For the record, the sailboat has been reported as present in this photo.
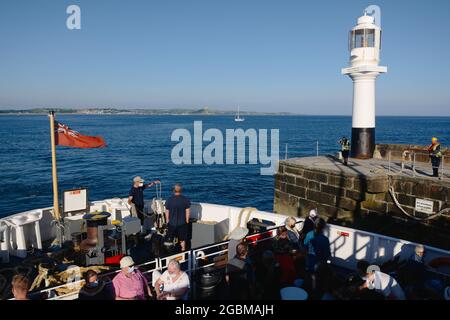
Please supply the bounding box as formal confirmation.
[234,105,245,122]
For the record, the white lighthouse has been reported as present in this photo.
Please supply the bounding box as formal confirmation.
[342,11,387,159]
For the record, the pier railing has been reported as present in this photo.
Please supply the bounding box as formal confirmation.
[284,141,320,159]
[386,149,447,179]
[283,143,447,179]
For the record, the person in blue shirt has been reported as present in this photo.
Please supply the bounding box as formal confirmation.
[165,184,191,252]
[303,218,331,272]
[128,176,160,227]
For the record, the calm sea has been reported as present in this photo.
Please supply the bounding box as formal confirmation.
[0,115,448,217]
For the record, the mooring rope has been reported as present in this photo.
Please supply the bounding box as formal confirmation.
[387,177,450,221]
[224,207,257,241]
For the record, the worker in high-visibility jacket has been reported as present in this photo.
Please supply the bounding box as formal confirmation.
[427,137,442,177]
[338,136,351,166]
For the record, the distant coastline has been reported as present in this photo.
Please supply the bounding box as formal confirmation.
[0,107,296,116]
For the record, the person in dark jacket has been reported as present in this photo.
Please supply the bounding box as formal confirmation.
[78,270,114,300]
[128,176,160,227]
[255,250,282,300]
[338,136,351,166]
[300,207,319,241]
[427,137,442,178]
[226,243,255,300]
[272,226,294,255]
[165,184,191,251]
[272,227,297,287]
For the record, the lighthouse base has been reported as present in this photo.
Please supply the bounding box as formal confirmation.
[351,127,375,159]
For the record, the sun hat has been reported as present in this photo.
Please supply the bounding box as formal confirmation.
[120,256,135,269]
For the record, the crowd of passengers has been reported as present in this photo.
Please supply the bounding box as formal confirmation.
[9,206,450,300]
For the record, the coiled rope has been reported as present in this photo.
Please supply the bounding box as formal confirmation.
[387,177,450,221]
[224,207,257,240]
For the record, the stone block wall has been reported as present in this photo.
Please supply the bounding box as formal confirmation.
[274,161,450,250]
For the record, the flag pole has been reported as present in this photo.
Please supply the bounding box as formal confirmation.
[49,111,61,222]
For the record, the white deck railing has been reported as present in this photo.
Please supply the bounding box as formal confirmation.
[4,201,449,300]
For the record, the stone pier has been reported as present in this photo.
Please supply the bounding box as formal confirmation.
[274,150,450,250]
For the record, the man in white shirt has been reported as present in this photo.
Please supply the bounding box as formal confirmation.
[153,259,190,300]
[357,260,406,300]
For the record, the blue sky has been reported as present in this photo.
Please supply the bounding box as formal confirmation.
[0,0,449,115]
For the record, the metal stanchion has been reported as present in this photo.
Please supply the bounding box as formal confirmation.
[316,140,319,157]
[388,151,391,173]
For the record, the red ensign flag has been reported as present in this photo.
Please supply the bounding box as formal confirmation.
[55,122,106,148]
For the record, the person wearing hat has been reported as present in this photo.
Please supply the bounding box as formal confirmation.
[112,256,152,300]
[128,176,160,227]
[227,227,249,261]
[356,260,405,300]
[300,206,319,242]
[427,137,442,178]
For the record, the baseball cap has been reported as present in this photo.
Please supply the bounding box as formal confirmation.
[133,176,144,183]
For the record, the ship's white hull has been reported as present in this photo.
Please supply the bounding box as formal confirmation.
[1,199,449,300]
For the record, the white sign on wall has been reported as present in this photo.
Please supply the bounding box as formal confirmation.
[63,189,88,213]
[415,198,434,214]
